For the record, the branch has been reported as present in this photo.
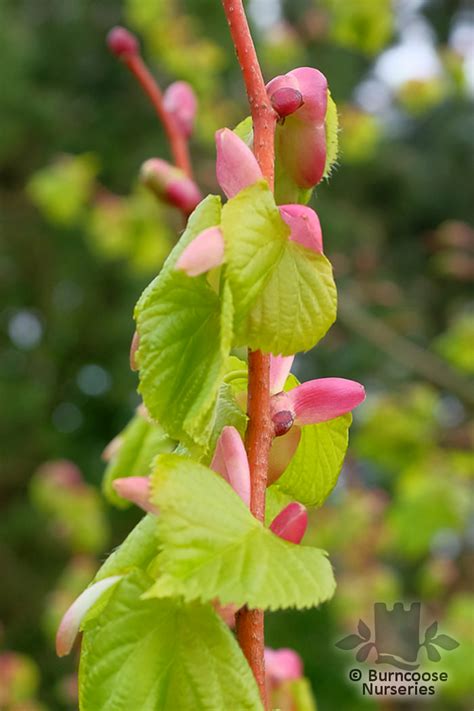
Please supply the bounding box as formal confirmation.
[338,290,474,408]
[122,54,193,177]
[108,27,193,177]
[221,1,277,706]
[222,2,276,186]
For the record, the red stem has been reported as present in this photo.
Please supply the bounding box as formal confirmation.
[123,54,193,178]
[221,1,277,706]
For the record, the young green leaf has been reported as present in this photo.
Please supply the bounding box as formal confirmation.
[265,487,294,525]
[222,182,337,355]
[147,455,336,610]
[222,355,249,395]
[135,196,234,446]
[233,115,253,146]
[79,515,160,630]
[222,180,288,320]
[270,414,352,507]
[205,382,247,462]
[323,91,339,179]
[103,412,176,508]
[79,570,263,711]
[94,515,159,582]
[241,240,337,355]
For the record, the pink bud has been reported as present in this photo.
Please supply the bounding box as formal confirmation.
[270,502,308,544]
[279,204,323,254]
[267,67,328,188]
[288,378,366,425]
[129,330,139,371]
[112,477,158,515]
[215,128,263,199]
[107,27,139,58]
[281,122,327,189]
[270,87,304,118]
[56,576,122,657]
[269,355,294,395]
[264,647,303,682]
[211,426,250,506]
[163,81,197,138]
[140,158,202,214]
[175,226,224,276]
[267,68,327,124]
[166,180,202,214]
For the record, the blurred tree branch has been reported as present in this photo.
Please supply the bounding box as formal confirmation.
[338,291,474,409]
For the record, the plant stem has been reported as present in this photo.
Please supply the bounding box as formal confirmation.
[222,2,276,185]
[221,1,277,705]
[123,54,193,177]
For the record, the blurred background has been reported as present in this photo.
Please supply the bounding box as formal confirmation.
[0,0,473,709]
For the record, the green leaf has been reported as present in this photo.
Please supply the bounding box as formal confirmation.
[222,182,337,355]
[222,180,289,321]
[79,515,160,629]
[242,241,337,355]
[79,570,262,711]
[222,355,248,395]
[147,455,336,610]
[265,487,293,526]
[103,412,176,508]
[233,115,253,146]
[135,195,234,447]
[94,515,159,582]
[204,382,247,462]
[270,414,352,507]
[323,91,339,179]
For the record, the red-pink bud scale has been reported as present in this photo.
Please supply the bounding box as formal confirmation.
[270,87,304,118]
[270,502,308,544]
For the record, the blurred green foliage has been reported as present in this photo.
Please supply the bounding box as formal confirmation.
[1,0,473,709]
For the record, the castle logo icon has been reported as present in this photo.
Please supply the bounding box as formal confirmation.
[336,602,459,670]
